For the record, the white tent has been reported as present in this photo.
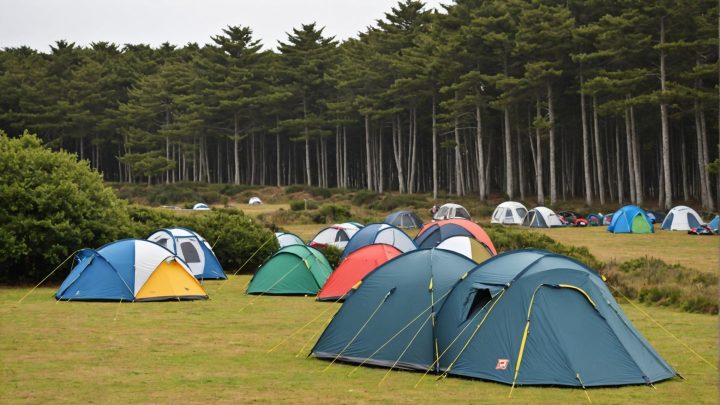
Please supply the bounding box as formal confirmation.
[661,206,703,231]
[436,236,493,264]
[522,206,564,228]
[248,197,263,205]
[147,227,226,279]
[491,201,528,225]
[309,223,362,249]
[275,232,304,248]
[433,203,471,221]
[193,203,210,210]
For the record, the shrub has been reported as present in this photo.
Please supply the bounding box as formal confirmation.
[289,199,319,211]
[127,206,278,274]
[369,194,428,211]
[314,245,343,268]
[285,185,308,194]
[313,204,352,224]
[352,190,379,206]
[605,257,718,314]
[0,131,133,283]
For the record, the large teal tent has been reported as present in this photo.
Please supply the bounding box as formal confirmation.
[312,249,477,370]
[435,250,676,386]
[607,205,654,234]
[247,245,332,295]
[312,249,676,387]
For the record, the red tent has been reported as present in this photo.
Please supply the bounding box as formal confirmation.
[415,219,497,255]
[317,244,402,301]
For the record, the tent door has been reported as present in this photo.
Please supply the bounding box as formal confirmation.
[631,214,651,233]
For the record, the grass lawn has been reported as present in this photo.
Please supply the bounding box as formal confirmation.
[531,226,718,273]
[1,277,717,404]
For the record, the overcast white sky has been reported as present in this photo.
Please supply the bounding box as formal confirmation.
[0,0,447,52]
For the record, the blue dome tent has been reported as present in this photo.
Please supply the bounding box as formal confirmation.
[340,223,416,260]
[607,205,654,234]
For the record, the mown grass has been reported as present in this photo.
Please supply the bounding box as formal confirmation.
[530,226,718,274]
[0,278,717,404]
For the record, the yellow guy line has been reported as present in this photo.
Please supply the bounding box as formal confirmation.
[237,254,312,313]
[322,290,392,373]
[609,284,717,371]
[216,234,276,291]
[18,250,80,304]
[268,295,344,353]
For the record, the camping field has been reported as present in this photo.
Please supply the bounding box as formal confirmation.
[0,279,717,404]
[1,221,718,404]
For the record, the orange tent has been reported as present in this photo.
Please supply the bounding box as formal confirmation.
[415,219,497,255]
[317,244,402,301]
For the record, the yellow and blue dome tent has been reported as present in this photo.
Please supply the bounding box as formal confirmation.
[55,239,208,302]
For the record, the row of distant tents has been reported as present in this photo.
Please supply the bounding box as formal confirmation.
[254,219,677,387]
[492,201,718,234]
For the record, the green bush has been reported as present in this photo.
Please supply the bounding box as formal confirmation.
[314,245,343,268]
[289,199,319,211]
[351,190,379,206]
[369,194,428,211]
[0,131,133,283]
[285,185,308,194]
[313,204,352,224]
[127,206,278,274]
[606,257,718,314]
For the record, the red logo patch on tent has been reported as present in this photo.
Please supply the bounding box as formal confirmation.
[496,359,509,370]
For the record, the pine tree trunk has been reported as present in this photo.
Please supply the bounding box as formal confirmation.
[504,105,513,200]
[343,125,348,188]
[615,123,624,204]
[393,115,407,193]
[681,132,689,201]
[536,97,544,205]
[547,82,556,205]
[432,95,438,200]
[630,104,643,204]
[408,107,418,194]
[592,96,606,205]
[365,114,372,190]
[659,17,672,209]
[624,105,636,203]
[580,73,593,206]
[378,127,384,193]
[476,104,486,201]
[454,92,465,196]
[303,97,312,186]
[234,114,240,185]
[516,124,525,201]
[699,107,714,209]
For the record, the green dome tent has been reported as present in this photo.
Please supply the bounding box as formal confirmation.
[247,245,332,295]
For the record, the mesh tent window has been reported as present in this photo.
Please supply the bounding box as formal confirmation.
[180,242,201,263]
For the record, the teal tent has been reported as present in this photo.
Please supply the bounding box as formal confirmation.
[247,245,332,295]
[312,249,476,370]
[436,250,676,386]
[312,249,677,387]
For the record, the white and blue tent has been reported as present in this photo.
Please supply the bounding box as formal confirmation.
[661,206,703,231]
[147,227,226,280]
[56,239,208,302]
